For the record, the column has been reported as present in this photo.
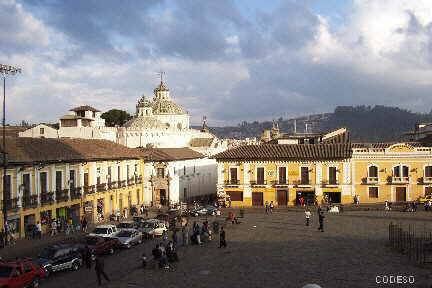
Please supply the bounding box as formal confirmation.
[34,167,40,205]
[342,161,352,201]
[51,165,56,201]
[16,167,22,207]
[315,163,322,196]
[65,163,71,199]
[243,163,252,199]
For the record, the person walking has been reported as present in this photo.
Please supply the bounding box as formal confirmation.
[95,257,110,286]
[81,217,88,233]
[51,219,57,236]
[84,247,92,269]
[219,226,227,248]
[318,211,325,232]
[172,229,178,246]
[305,209,311,226]
[36,221,42,239]
[269,201,274,213]
[182,224,189,246]
[265,201,269,214]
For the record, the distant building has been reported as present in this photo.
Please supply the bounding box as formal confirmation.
[18,123,58,138]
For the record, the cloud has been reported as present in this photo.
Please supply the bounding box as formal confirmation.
[3,0,432,126]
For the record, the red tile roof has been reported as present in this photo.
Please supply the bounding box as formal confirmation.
[138,147,205,162]
[1,137,141,165]
[213,143,352,161]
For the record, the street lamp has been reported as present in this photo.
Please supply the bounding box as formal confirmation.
[0,64,21,245]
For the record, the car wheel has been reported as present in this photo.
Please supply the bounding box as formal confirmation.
[71,261,80,271]
[109,248,114,254]
[32,276,40,288]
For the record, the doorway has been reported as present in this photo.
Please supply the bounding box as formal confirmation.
[159,189,167,206]
[252,192,264,206]
[277,190,288,206]
[396,187,407,202]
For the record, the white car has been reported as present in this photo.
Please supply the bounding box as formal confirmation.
[89,224,119,238]
[140,219,167,238]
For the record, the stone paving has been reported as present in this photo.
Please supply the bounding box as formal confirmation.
[4,208,432,288]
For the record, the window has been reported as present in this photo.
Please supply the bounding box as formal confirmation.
[184,188,187,199]
[425,186,432,196]
[40,172,47,193]
[4,175,11,200]
[369,187,379,198]
[301,167,309,184]
[257,167,265,184]
[184,166,186,176]
[107,167,112,184]
[69,170,75,189]
[368,165,378,178]
[117,166,121,182]
[157,168,165,178]
[229,168,238,184]
[56,171,62,191]
[425,166,432,178]
[84,173,89,187]
[278,167,287,184]
[226,191,243,201]
[23,174,31,196]
[328,167,337,185]
[127,165,130,180]
[40,127,44,135]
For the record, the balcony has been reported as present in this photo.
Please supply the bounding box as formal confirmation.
[391,176,409,184]
[56,189,69,203]
[40,192,55,206]
[22,195,38,209]
[293,180,311,187]
[424,176,432,184]
[84,185,96,195]
[2,198,19,211]
[119,180,127,188]
[250,180,267,187]
[107,181,117,190]
[127,178,135,186]
[272,180,288,187]
[70,187,82,200]
[321,180,339,187]
[96,183,107,192]
[224,179,240,186]
[367,177,379,184]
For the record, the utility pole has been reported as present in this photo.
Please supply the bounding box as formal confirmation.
[0,64,21,246]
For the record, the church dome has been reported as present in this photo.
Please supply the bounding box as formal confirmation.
[123,116,167,129]
[152,99,187,115]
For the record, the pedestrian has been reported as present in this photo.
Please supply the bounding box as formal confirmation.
[269,201,274,213]
[0,229,4,248]
[305,209,311,226]
[219,226,227,248]
[265,201,269,214]
[51,219,57,236]
[95,257,110,286]
[36,221,42,239]
[85,247,92,269]
[172,229,178,246]
[318,211,325,232]
[152,244,162,269]
[81,217,88,233]
[182,224,189,246]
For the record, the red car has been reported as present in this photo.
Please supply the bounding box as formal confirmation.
[0,258,45,288]
[83,236,119,259]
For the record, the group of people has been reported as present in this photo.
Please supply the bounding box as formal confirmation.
[304,206,326,232]
[265,201,274,214]
[149,241,179,269]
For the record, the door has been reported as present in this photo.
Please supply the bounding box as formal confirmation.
[159,189,167,206]
[396,187,406,202]
[277,190,288,206]
[252,192,264,206]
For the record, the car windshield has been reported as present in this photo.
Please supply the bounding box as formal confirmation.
[39,248,56,259]
[117,231,133,237]
[118,223,133,228]
[0,266,13,278]
[92,228,109,235]
[85,237,99,245]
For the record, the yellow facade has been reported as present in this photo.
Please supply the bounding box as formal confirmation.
[0,158,145,238]
[219,160,347,207]
[217,143,432,207]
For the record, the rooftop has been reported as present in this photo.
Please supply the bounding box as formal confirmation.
[138,147,205,162]
[70,105,100,112]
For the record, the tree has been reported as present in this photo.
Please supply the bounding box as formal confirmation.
[101,109,132,127]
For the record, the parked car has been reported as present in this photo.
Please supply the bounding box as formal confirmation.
[0,258,45,288]
[190,205,219,216]
[88,224,119,238]
[37,244,82,277]
[81,236,119,258]
[139,219,167,238]
[117,221,137,231]
[114,229,143,248]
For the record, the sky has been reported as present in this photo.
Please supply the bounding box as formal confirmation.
[2,0,432,126]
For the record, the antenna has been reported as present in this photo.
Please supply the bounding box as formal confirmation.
[156,70,166,83]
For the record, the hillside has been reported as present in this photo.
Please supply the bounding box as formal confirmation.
[208,106,432,142]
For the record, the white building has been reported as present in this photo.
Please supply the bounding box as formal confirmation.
[140,148,217,205]
[18,123,59,138]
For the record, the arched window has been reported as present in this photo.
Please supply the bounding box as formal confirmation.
[393,165,409,182]
[367,165,378,183]
[425,166,432,181]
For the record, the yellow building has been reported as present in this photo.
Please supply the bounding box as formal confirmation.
[214,141,432,207]
[0,137,144,238]
[214,143,352,207]
[352,142,432,203]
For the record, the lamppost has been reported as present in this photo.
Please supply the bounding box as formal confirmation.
[0,64,21,245]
